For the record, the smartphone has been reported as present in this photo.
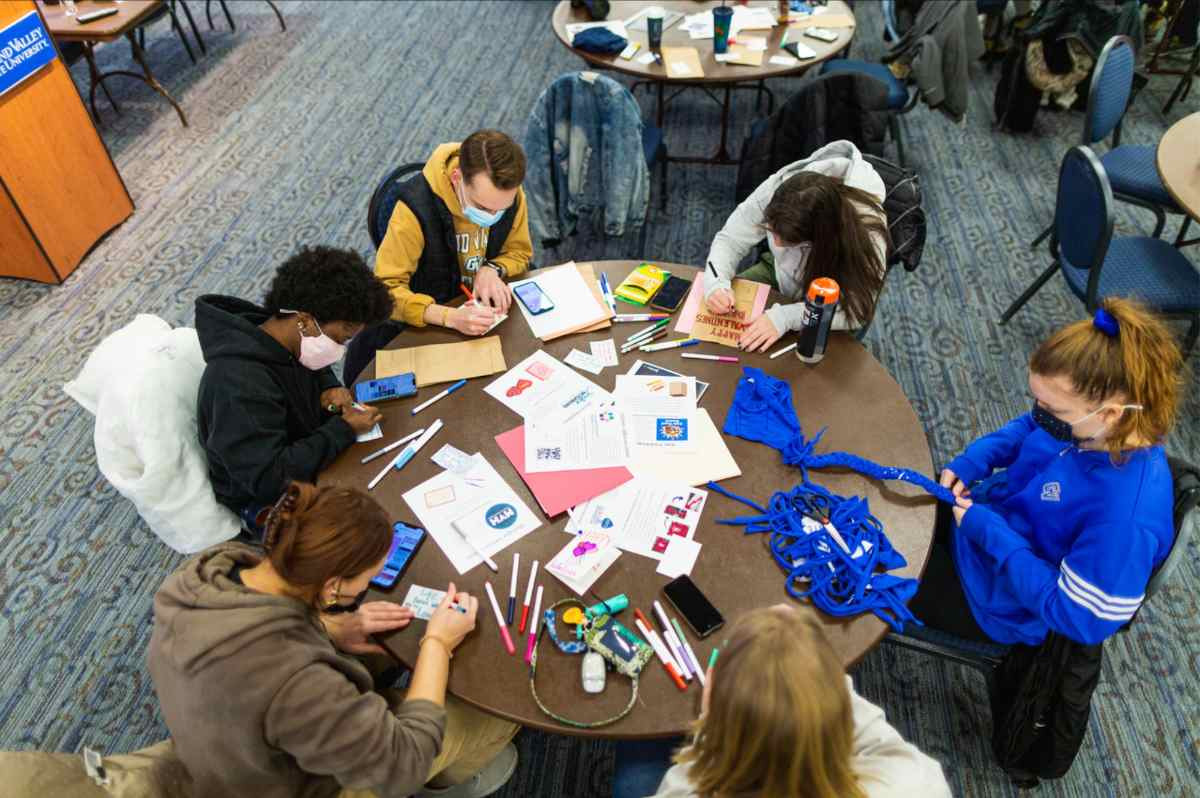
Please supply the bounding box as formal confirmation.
[650,275,692,312]
[370,522,426,589]
[514,282,555,315]
[663,575,724,638]
[804,27,839,43]
[354,372,417,404]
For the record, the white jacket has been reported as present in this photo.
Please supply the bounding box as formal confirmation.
[705,140,888,332]
[647,677,952,798]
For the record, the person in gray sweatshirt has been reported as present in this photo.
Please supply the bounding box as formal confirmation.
[147,482,519,798]
[705,140,891,352]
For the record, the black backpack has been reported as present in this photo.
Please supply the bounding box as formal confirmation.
[862,154,927,273]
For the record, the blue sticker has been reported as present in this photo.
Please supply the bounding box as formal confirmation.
[484,503,517,530]
[655,418,688,441]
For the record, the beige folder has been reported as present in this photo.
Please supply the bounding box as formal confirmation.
[628,409,742,486]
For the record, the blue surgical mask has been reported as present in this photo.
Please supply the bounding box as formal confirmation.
[457,178,504,228]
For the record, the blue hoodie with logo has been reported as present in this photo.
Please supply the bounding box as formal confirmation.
[946,413,1173,646]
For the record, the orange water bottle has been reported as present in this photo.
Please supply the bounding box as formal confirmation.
[796,277,840,364]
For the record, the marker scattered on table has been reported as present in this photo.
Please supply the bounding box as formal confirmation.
[769,342,798,359]
[484,582,515,655]
[655,601,693,681]
[411,378,467,416]
[624,318,670,343]
[525,584,544,663]
[681,353,739,363]
[506,552,519,625]
[708,647,720,669]
[640,338,698,353]
[451,520,499,572]
[621,328,667,353]
[671,616,706,687]
[360,428,424,464]
[634,612,687,691]
[614,313,670,323]
[519,559,540,633]
[367,420,442,490]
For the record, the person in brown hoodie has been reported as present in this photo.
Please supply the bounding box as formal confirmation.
[147,482,519,798]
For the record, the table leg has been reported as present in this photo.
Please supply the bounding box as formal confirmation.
[656,80,665,129]
[125,31,189,127]
[82,42,122,121]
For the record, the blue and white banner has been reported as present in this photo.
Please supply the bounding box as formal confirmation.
[0,11,57,99]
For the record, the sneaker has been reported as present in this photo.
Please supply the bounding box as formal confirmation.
[417,743,519,798]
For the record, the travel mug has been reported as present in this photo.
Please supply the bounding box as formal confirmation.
[713,6,733,54]
[647,8,665,50]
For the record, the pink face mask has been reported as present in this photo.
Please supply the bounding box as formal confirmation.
[281,310,345,370]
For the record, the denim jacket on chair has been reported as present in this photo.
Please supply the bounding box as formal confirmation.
[523,72,650,244]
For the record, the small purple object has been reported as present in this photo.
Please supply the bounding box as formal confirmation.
[573,541,597,557]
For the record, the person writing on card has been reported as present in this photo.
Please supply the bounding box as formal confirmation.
[345,130,533,385]
[196,246,392,536]
[148,482,521,798]
[704,140,890,352]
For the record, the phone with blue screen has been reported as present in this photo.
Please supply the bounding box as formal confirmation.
[514,282,555,315]
[371,522,426,589]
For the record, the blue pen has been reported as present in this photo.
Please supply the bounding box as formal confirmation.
[599,272,616,313]
[410,378,467,416]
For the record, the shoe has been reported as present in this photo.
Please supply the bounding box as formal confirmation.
[417,743,519,798]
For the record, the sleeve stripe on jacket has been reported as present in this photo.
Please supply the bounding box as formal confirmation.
[1058,561,1143,622]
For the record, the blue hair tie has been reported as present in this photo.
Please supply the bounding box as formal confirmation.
[1093,308,1119,337]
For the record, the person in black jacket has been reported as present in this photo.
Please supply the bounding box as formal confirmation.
[196,246,393,534]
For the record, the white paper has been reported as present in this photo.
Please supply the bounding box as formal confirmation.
[466,299,506,333]
[740,36,767,50]
[510,263,609,341]
[484,350,612,420]
[656,537,702,578]
[356,424,382,443]
[431,443,474,475]
[590,339,619,367]
[401,585,446,620]
[769,54,799,66]
[545,532,622,595]
[614,375,697,451]
[636,50,657,65]
[628,408,742,486]
[714,53,734,63]
[683,11,713,39]
[402,456,540,575]
[669,61,690,75]
[565,348,605,375]
[626,359,710,400]
[524,402,631,473]
[567,479,708,561]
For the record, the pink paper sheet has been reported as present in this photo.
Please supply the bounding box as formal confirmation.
[674,273,769,334]
[495,426,633,518]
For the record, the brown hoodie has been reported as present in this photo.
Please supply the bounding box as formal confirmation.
[147,544,445,798]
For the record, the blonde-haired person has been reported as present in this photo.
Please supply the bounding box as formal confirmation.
[613,605,951,798]
[910,298,1184,646]
[148,482,520,798]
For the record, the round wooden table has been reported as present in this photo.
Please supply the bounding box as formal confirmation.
[1157,112,1200,247]
[321,261,935,738]
[550,0,856,164]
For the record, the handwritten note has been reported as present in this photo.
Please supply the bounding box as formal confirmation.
[689,278,768,348]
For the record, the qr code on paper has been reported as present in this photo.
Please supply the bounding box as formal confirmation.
[536,447,562,461]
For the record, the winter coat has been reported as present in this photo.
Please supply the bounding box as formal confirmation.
[884,1,985,120]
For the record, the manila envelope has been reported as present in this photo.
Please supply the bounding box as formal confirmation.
[661,46,704,79]
[576,261,614,334]
[375,336,507,387]
[722,43,764,67]
[690,278,769,348]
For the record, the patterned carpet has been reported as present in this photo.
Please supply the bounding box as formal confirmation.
[1,1,1197,796]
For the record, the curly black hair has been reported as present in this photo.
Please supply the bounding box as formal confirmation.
[264,246,394,326]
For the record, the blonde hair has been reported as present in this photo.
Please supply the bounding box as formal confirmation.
[675,606,865,798]
[1029,297,1184,458]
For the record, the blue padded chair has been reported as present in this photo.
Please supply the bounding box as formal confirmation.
[365,162,424,250]
[1001,146,1200,355]
[1030,36,1190,249]
[819,3,918,166]
[887,455,1200,701]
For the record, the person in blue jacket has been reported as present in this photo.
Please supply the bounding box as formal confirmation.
[910,298,1184,646]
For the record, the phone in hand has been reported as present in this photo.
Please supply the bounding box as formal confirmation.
[663,575,724,638]
[514,282,555,315]
[370,522,426,589]
[650,275,692,312]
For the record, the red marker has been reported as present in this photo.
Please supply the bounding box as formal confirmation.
[460,282,475,303]
[519,559,540,633]
[635,616,688,691]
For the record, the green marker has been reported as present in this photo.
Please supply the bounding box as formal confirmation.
[708,647,720,669]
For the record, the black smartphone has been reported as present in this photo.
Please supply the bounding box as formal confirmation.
[663,575,724,638]
[370,522,426,589]
[514,282,555,315]
[650,275,692,312]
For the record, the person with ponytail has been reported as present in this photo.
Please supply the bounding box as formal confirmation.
[910,298,1184,646]
[613,604,951,798]
[147,482,520,798]
[704,140,890,351]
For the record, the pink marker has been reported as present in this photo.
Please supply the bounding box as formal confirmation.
[484,582,515,655]
[680,353,739,363]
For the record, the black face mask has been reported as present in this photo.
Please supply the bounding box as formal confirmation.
[1032,400,1075,443]
[323,588,368,615]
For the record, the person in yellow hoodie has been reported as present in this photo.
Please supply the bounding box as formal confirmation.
[345,130,533,385]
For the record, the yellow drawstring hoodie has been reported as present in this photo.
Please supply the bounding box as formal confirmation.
[374,142,533,325]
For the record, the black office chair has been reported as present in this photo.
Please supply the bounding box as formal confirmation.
[885,455,1200,691]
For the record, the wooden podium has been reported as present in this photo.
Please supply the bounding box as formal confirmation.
[0,0,133,284]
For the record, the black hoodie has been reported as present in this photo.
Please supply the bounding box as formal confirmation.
[196,295,355,514]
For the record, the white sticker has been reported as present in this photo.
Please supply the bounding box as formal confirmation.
[431,443,474,475]
[565,348,605,375]
[590,339,619,367]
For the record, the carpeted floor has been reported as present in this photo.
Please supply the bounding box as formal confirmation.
[1,2,1197,796]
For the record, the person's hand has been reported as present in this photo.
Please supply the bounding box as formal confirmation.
[951,494,974,525]
[341,403,382,434]
[939,468,970,499]
[705,288,735,316]
[321,602,414,655]
[738,314,782,352]
[472,268,512,314]
[424,582,478,653]
[320,387,354,413]
[448,304,497,336]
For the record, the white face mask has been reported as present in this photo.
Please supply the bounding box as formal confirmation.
[279,309,345,370]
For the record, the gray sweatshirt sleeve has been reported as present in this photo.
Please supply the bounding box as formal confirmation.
[704,175,777,299]
[265,664,447,798]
